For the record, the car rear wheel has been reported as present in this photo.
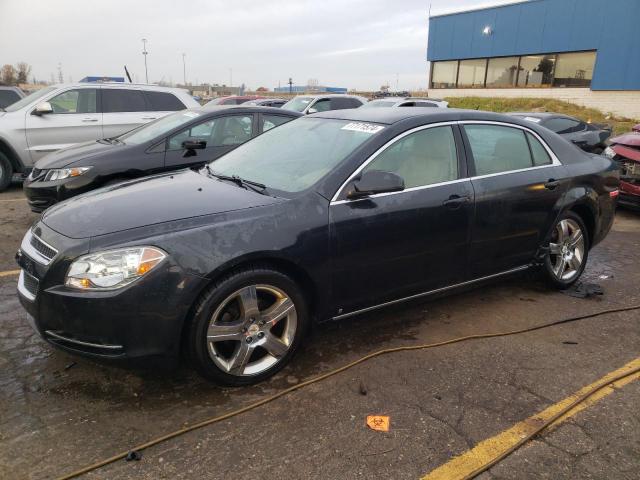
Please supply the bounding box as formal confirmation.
[0,151,13,192]
[542,212,589,289]
[187,267,309,385]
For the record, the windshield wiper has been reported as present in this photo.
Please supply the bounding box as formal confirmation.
[98,137,124,145]
[204,165,268,195]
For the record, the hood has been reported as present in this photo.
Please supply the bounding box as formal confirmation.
[0,111,5,118]
[42,169,282,239]
[610,131,640,148]
[34,140,124,169]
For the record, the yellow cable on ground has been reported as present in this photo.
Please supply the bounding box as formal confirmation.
[46,304,640,480]
[0,269,20,277]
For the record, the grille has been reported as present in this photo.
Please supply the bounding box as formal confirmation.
[30,233,57,261]
[22,271,39,296]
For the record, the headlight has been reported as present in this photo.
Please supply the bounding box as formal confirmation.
[65,246,166,290]
[603,146,616,159]
[44,166,92,181]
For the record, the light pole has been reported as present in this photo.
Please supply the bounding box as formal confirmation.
[182,53,186,85]
[141,38,149,83]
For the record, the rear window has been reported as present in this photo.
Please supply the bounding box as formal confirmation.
[102,89,147,113]
[145,91,185,111]
[0,90,21,108]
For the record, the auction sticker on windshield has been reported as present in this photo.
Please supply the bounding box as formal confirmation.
[341,122,385,134]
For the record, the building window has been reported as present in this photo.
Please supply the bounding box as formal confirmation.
[553,51,595,88]
[486,57,519,87]
[431,61,458,88]
[458,59,487,88]
[430,51,595,89]
[517,55,555,87]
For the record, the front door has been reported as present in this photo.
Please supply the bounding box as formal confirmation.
[164,114,256,169]
[462,123,569,278]
[24,88,101,163]
[329,124,473,315]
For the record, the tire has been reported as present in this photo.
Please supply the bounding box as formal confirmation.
[0,151,13,192]
[541,211,589,289]
[186,267,309,386]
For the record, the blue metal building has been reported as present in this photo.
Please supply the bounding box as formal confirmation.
[427,0,640,91]
[273,86,348,94]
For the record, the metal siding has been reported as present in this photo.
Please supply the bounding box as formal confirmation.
[470,10,496,58]
[427,0,640,90]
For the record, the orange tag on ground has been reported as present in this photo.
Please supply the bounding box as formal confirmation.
[366,415,390,432]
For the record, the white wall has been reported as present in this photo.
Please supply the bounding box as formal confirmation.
[429,88,640,119]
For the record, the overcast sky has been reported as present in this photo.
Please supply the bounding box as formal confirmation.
[0,0,518,91]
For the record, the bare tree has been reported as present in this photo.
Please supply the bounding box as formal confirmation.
[16,62,32,84]
[1,64,17,85]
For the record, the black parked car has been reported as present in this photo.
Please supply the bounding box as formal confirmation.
[509,112,612,154]
[23,106,301,212]
[16,108,618,385]
[243,98,287,108]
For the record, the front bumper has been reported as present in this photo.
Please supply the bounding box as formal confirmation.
[23,174,96,213]
[16,224,204,361]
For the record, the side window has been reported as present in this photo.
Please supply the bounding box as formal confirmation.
[542,117,582,134]
[415,101,438,108]
[330,97,359,110]
[526,132,552,166]
[48,89,97,114]
[464,125,533,176]
[347,98,364,108]
[261,114,292,132]
[210,115,253,146]
[310,98,331,112]
[362,126,458,189]
[102,89,147,113]
[145,91,186,111]
[168,119,216,151]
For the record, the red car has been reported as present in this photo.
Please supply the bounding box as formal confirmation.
[204,95,267,106]
[604,125,640,209]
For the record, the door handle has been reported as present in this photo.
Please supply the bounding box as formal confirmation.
[442,195,470,209]
[544,179,560,190]
[81,118,98,122]
[142,116,157,120]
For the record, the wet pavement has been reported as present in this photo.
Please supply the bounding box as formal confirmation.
[0,184,638,480]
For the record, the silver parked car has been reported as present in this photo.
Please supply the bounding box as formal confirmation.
[0,82,199,190]
[281,94,367,115]
[0,86,25,109]
[361,97,449,109]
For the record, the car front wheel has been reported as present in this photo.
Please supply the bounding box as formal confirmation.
[542,212,589,289]
[187,267,309,385]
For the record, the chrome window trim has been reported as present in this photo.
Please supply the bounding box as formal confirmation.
[17,270,36,301]
[20,229,58,265]
[329,120,562,205]
[332,265,530,320]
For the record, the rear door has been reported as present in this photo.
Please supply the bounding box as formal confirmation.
[462,122,569,278]
[100,88,156,138]
[24,87,101,162]
[163,113,256,168]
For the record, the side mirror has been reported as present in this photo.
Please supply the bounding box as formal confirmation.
[632,124,640,133]
[182,138,207,157]
[307,107,318,114]
[346,170,404,200]
[32,102,53,116]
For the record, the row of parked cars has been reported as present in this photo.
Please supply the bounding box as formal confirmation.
[15,95,620,384]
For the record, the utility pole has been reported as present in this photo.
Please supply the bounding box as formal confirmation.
[229,68,233,87]
[288,77,293,94]
[142,38,149,83]
[57,63,63,83]
[182,53,186,85]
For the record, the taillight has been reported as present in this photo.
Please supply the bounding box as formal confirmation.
[610,190,619,198]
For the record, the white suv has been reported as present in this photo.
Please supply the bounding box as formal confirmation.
[0,82,199,190]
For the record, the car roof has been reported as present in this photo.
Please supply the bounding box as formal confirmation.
[311,107,539,126]
[293,94,364,99]
[45,82,191,93]
[192,105,302,116]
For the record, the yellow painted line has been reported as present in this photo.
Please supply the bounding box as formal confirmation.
[0,269,20,277]
[422,357,640,480]
[0,197,26,202]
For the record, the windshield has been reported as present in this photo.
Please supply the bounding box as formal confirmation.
[361,100,397,108]
[4,86,56,112]
[209,118,382,193]
[118,110,203,145]
[281,96,313,112]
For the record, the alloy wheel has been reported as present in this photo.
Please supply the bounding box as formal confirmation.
[206,284,297,377]
[548,218,585,281]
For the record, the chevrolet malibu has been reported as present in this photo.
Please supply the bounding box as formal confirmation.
[16,109,619,385]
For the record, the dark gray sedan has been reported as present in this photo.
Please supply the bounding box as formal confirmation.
[509,112,611,154]
[23,106,301,212]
